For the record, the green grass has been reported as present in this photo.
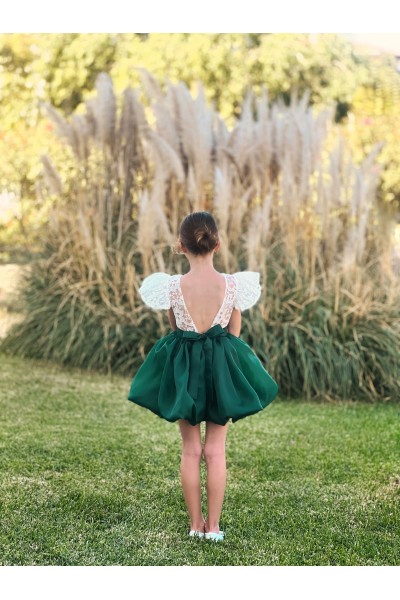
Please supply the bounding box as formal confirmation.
[0,353,399,566]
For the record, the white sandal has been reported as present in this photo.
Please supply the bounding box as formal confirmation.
[205,530,225,542]
[188,529,205,538]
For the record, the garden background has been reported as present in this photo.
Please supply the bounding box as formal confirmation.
[0,32,399,566]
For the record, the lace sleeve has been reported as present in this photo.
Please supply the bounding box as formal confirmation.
[139,272,171,309]
[233,271,261,311]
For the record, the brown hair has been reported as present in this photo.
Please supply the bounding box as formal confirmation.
[173,211,219,256]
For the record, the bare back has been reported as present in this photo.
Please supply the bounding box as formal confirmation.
[179,271,227,334]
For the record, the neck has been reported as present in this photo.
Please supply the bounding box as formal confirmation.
[185,253,216,274]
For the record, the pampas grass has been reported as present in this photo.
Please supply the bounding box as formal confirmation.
[1,70,399,400]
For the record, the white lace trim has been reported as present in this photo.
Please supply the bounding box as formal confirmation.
[169,273,237,333]
[139,272,171,309]
[138,270,262,325]
[233,271,261,311]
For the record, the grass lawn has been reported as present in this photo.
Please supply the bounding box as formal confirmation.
[0,352,399,566]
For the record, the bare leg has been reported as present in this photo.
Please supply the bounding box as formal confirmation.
[204,420,229,533]
[178,419,205,531]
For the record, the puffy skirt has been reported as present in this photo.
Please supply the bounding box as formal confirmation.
[127,324,279,426]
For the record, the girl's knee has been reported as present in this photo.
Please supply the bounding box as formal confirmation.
[181,444,203,459]
[203,443,226,463]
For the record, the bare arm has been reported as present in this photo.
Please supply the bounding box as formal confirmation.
[227,307,241,337]
[168,307,177,331]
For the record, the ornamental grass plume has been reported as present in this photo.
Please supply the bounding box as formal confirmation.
[1,70,398,401]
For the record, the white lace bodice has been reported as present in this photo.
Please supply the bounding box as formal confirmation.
[139,270,261,332]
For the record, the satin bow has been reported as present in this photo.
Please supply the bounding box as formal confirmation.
[175,324,228,402]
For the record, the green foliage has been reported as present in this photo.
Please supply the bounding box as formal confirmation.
[343,55,400,206]
[112,33,371,124]
[0,33,119,255]
[0,32,376,126]
[0,33,128,257]
[37,33,120,114]
[253,272,400,402]
[0,258,157,376]
[0,33,122,123]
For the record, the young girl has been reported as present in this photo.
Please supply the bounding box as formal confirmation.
[127,211,279,542]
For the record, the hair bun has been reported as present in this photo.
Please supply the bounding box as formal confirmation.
[178,211,219,257]
[195,229,209,243]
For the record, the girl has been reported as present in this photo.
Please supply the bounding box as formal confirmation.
[127,211,279,542]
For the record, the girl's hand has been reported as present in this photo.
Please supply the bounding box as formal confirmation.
[168,307,177,331]
[227,308,241,337]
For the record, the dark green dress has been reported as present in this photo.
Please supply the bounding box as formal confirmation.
[127,271,279,426]
[128,323,279,426]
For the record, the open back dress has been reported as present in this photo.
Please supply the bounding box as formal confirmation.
[127,271,279,426]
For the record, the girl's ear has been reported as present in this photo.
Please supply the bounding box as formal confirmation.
[179,241,188,254]
[173,238,182,254]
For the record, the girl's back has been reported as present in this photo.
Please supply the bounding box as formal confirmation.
[178,271,227,334]
[138,269,262,334]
